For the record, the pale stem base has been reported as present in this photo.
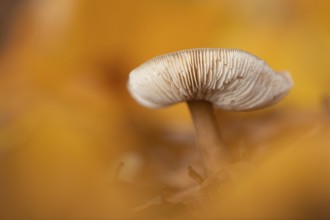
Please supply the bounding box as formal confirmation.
[187,101,228,176]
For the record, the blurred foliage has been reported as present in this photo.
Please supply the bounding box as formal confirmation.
[0,0,330,219]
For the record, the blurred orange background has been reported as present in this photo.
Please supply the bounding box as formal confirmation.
[0,0,330,219]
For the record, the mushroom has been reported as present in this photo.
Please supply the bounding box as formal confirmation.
[127,48,293,176]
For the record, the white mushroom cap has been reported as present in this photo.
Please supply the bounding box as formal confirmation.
[128,48,293,111]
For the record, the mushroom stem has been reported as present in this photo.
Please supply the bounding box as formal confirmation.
[187,101,228,176]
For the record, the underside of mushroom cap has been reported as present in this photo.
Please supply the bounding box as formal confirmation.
[128,48,293,111]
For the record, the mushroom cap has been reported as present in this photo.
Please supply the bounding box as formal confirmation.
[128,48,293,111]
